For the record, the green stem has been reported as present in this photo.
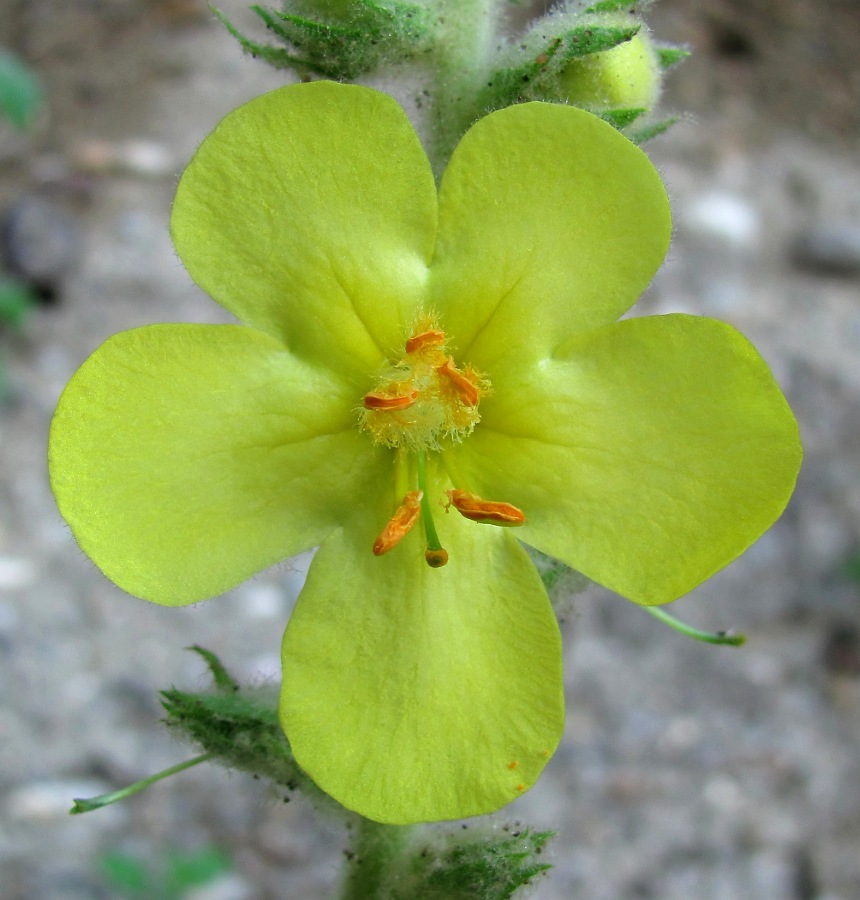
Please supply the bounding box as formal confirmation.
[644,606,746,647]
[70,752,215,814]
[341,818,413,900]
[428,0,498,173]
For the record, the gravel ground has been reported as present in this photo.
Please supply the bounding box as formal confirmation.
[1,1,859,898]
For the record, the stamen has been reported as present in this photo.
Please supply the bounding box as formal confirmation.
[437,357,480,407]
[363,390,419,411]
[405,329,446,354]
[417,451,448,567]
[446,490,526,527]
[373,490,423,556]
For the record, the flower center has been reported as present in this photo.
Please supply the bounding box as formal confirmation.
[360,317,526,567]
[358,315,489,452]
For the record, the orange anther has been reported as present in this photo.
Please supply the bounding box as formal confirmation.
[363,390,419,411]
[515,783,525,792]
[437,357,480,406]
[508,760,519,770]
[436,356,481,406]
[446,490,526,527]
[373,491,423,556]
[406,329,446,354]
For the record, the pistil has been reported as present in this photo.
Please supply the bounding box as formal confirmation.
[417,451,448,567]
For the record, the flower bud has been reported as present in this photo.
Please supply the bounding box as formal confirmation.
[559,32,661,113]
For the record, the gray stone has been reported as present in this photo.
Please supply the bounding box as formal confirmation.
[1,195,80,286]
[792,221,860,275]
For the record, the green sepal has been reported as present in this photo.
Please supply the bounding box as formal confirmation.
[253,7,368,79]
[657,45,691,69]
[480,25,640,109]
[585,0,640,12]
[386,827,554,899]
[630,113,681,142]
[186,644,239,692]
[211,7,312,71]
[599,106,647,129]
[217,0,432,79]
[160,651,334,811]
[558,24,641,60]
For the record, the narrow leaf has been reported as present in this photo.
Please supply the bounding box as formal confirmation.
[0,51,43,130]
[186,645,239,692]
[600,107,647,129]
[657,46,691,69]
[630,114,680,142]
[391,827,554,899]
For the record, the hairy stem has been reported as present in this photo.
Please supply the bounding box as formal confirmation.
[428,0,499,174]
[340,818,413,900]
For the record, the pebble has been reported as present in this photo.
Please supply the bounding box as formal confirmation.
[792,221,860,275]
[0,602,18,651]
[70,138,176,178]
[234,582,286,620]
[0,556,36,591]
[1,195,80,288]
[683,190,762,249]
[185,874,253,900]
[4,778,125,824]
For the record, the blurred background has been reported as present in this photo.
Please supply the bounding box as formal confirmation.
[0,0,858,897]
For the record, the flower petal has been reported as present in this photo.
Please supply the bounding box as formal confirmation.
[450,314,802,605]
[49,324,385,604]
[280,501,564,824]
[171,82,437,381]
[428,102,670,368]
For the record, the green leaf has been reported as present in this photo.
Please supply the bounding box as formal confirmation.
[164,847,232,894]
[599,106,647,128]
[657,45,691,69]
[160,683,333,807]
[218,2,432,78]
[630,113,681,142]
[98,852,154,897]
[187,645,239,692]
[0,278,36,330]
[560,24,640,59]
[211,8,311,70]
[0,50,43,130]
[391,827,554,899]
[251,6,365,78]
